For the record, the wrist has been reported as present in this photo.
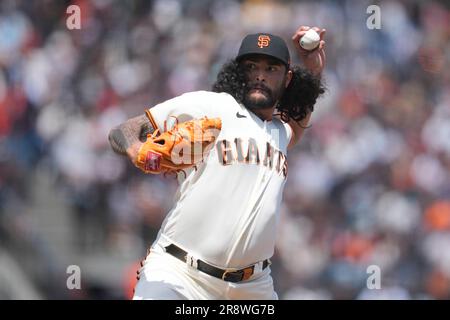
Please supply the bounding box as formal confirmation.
[126,142,143,163]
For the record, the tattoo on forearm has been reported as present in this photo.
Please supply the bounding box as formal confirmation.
[108,114,154,155]
[139,121,154,142]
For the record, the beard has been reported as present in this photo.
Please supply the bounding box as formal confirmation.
[243,82,284,111]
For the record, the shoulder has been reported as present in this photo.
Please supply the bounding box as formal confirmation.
[272,117,290,133]
[184,91,240,113]
[180,90,236,102]
[272,117,293,147]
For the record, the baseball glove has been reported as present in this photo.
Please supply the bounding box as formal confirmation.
[134,117,222,174]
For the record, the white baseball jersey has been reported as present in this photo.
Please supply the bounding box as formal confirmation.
[147,91,292,269]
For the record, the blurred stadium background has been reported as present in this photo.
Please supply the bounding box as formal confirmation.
[0,0,449,299]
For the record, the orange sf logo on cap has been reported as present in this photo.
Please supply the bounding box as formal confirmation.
[257,35,270,48]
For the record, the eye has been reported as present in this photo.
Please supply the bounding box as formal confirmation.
[245,63,256,70]
[267,66,278,72]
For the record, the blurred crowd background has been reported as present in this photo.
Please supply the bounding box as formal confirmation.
[0,0,449,299]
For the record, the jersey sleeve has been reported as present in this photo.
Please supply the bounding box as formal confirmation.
[146,91,221,132]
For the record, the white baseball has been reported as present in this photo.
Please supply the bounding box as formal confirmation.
[299,29,320,51]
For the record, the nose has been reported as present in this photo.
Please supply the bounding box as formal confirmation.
[250,65,266,83]
[255,72,266,83]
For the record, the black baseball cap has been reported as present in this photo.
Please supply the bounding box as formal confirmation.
[236,33,290,67]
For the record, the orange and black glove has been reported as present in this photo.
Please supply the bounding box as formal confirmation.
[134,117,222,174]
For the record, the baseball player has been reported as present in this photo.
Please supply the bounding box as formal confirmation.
[109,26,326,299]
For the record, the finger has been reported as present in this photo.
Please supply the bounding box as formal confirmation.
[318,40,325,50]
[292,30,308,42]
[292,33,305,47]
[319,29,326,40]
[292,25,313,46]
[293,26,310,38]
[319,46,326,68]
[311,27,326,40]
[305,40,324,53]
[297,26,310,33]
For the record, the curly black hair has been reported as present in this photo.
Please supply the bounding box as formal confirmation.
[212,59,325,123]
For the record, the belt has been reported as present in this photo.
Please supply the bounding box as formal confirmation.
[165,244,271,283]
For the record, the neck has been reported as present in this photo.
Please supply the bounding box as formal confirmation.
[250,106,276,121]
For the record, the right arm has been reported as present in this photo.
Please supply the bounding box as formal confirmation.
[286,111,312,150]
[292,26,326,77]
[108,114,154,161]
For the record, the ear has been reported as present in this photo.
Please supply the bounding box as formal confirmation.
[285,69,293,88]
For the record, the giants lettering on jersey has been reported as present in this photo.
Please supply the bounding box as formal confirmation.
[216,138,288,178]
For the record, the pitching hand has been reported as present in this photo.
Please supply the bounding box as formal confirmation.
[292,26,326,76]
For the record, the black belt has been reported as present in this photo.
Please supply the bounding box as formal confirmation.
[165,244,271,283]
